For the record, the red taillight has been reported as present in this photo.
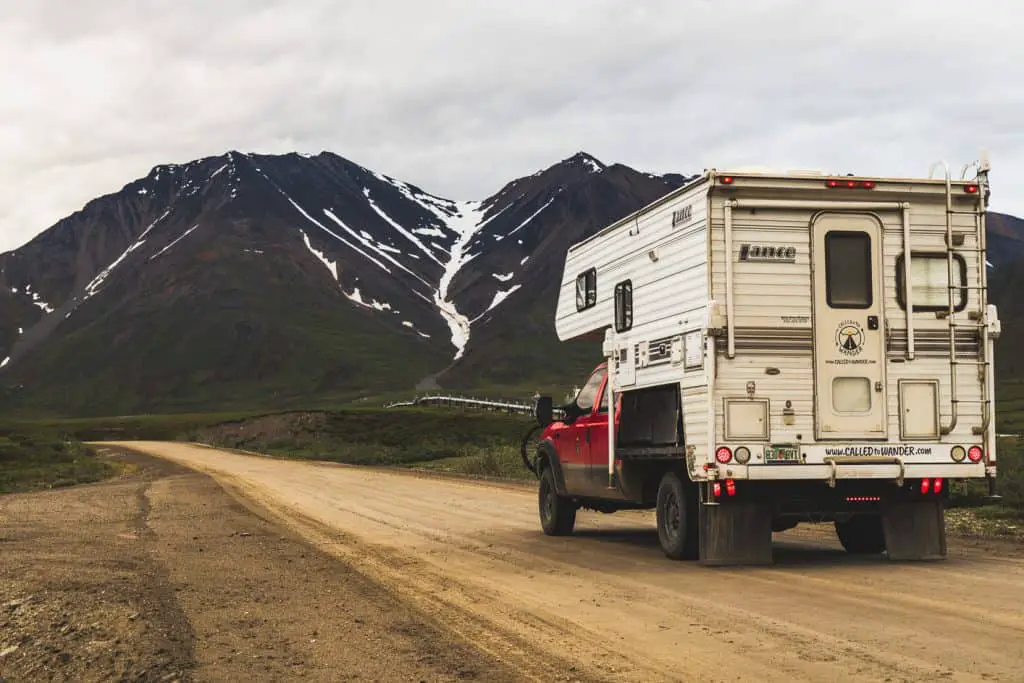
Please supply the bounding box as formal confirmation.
[721,176,734,184]
[920,478,931,494]
[934,478,944,494]
[713,481,722,498]
[826,179,876,189]
[716,447,733,464]
[968,446,984,462]
[965,184,979,194]
[725,479,736,497]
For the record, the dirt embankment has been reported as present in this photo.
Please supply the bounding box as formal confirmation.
[0,449,523,682]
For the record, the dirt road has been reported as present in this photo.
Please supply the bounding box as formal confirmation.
[87,441,1022,683]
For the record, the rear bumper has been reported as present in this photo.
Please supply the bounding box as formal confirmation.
[710,462,987,483]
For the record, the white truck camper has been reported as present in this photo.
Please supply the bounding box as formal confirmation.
[528,155,1000,565]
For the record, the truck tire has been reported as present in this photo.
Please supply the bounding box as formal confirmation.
[835,514,886,554]
[539,465,576,536]
[656,472,697,560]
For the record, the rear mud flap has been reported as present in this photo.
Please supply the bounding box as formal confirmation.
[698,502,773,566]
[881,501,947,561]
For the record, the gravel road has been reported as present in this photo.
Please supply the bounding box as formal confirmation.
[83,441,1024,683]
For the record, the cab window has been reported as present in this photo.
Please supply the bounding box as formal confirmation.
[575,367,607,413]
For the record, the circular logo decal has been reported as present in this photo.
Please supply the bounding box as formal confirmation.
[836,321,865,356]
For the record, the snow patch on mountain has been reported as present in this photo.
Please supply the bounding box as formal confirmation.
[301,230,338,280]
[363,188,444,265]
[486,284,522,313]
[323,209,432,289]
[85,210,172,298]
[23,284,54,314]
[433,201,482,360]
[150,224,200,260]
[345,287,394,312]
[493,272,514,282]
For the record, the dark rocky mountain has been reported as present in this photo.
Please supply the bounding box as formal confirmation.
[0,150,687,415]
[0,152,1020,416]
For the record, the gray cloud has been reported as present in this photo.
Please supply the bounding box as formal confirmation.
[2,0,1022,251]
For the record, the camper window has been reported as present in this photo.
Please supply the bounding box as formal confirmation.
[895,252,968,312]
[614,280,633,332]
[825,231,872,308]
[576,268,597,311]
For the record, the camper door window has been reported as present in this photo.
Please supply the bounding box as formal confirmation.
[825,231,873,308]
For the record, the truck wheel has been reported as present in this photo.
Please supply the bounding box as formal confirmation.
[835,515,886,554]
[656,472,696,560]
[539,465,576,536]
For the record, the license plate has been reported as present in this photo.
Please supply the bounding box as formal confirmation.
[765,446,801,463]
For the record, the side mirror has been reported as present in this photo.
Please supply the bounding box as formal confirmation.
[535,396,554,426]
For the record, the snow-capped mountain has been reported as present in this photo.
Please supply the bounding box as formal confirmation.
[0,150,688,414]
[3,147,1018,416]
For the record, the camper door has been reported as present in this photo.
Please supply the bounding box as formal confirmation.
[811,212,888,440]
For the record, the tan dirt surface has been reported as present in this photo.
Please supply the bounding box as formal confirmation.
[0,448,524,682]
[96,441,1024,683]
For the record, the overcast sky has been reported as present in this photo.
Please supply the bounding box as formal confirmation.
[1,0,1022,252]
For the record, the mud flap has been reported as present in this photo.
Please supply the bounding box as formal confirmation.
[698,502,773,566]
[880,501,947,561]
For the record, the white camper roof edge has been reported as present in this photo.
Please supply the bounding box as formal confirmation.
[567,166,986,255]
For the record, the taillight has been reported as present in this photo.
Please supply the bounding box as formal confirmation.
[920,478,931,494]
[968,446,984,462]
[716,447,733,464]
[713,481,722,498]
[725,479,736,497]
[826,179,876,189]
[934,478,944,494]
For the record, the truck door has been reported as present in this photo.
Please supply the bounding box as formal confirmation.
[582,377,624,498]
[811,212,888,439]
[559,366,607,494]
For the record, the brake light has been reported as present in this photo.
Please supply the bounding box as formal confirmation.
[934,478,944,494]
[713,481,722,498]
[826,179,876,189]
[716,446,733,464]
[920,478,931,494]
[968,446,984,462]
[725,479,736,497]
[965,184,979,194]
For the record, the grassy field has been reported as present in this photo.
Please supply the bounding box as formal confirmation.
[0,434,121,494]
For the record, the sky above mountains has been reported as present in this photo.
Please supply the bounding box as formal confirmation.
[1,0,1022,252]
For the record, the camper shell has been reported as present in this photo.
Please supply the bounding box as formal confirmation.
[530,157,999,565]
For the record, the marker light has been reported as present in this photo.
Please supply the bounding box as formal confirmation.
[965,184,979,194]
[826,179,877,189]
[716,446,733,464]
[721,176,734,184]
